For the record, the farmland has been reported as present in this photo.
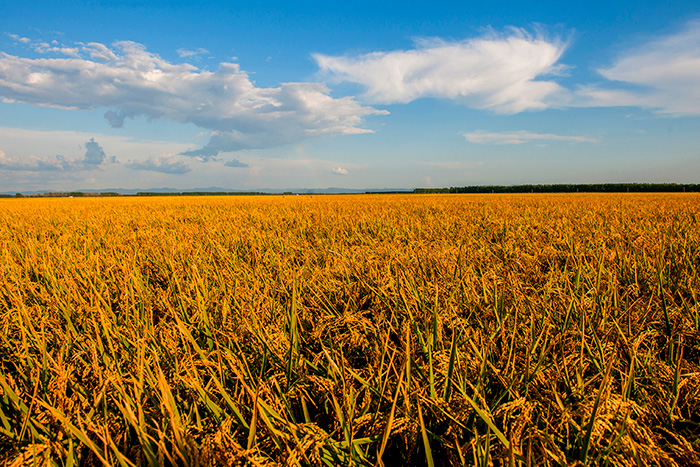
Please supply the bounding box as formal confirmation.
[0,193,699,466]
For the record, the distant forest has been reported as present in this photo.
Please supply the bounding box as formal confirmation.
[413,183,700,194]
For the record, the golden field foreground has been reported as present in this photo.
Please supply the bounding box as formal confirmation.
[0,194,699,466]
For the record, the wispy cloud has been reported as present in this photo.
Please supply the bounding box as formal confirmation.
[6,33,79,56]
[314,29,570,113]
[7,34,31,44]
[332,166,349,175]
[125,153,190,174]
[176,47,210,58]
[0,40,387,158]
[461,130,595,145]
[224,158,248,168]
[578,20,700,116]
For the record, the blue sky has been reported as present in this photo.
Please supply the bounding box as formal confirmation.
[0,0,699,191]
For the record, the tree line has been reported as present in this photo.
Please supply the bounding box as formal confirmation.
[413,183,700,194]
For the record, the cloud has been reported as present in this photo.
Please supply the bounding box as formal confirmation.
[577,20,700,116]
[84,138,106,165]
[7,34,31,44]
[0,126,194,162]
[125,153,190,174]
[0,41,386,158]
[176,82,387,159]
[332,166,349,175]
[33,44,80,57]
[313,29,570,113]
[104,110,125,128]
[176,47,210,58]
[461,130,595,145]
[0,150,78,171]
[6,33,79,56]
[0,138,114,171]
[224,158,248,168]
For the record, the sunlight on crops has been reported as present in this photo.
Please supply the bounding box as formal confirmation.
[0,194,699,466]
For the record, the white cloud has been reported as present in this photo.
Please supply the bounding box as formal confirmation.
[33,43,80,57]
[313,29,570,113]
[0,40,387,158]
[462,130,595,145]
[6,34,79,57]
[578,20,700,116]
[332,166,348,175]
[125,153,190,174]
[176,47,210,58]
[7,34,31,44]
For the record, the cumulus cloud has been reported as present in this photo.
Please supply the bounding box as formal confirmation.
[0,40,387,158]
[462,130,595,145]
[0,138,114,171]
[84,138,106,165]
[314,29,570,113]
[332,166,349,175]
[224,158,248,168]
[125,153,190,174]
[578,20,700,116]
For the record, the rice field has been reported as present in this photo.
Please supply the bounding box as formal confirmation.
[0,193,699,466]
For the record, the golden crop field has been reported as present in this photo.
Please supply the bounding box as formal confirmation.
[0,193,699,466]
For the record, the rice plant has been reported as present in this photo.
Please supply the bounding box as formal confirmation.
[0,193,698,465]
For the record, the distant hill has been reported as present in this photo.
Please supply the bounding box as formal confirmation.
[2,186,411,197]
[3,183,698,197]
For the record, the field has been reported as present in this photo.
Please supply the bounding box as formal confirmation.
[0,193,699,466]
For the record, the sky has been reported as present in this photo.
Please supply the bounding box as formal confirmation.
[0,0,699,192]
